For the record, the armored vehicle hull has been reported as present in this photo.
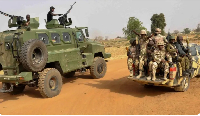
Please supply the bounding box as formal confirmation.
[0,17,111,98]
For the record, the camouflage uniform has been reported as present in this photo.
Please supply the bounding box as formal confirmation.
[175,36,191,74]
[146,40,155,75]
[135,30,151,78]
[151,28,168,47]
[166,36,177,62]
[147,40,171,81]
[127,38,139,77]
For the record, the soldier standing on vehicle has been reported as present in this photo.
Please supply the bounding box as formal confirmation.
[47,6,63,22]
[151,28,168,47]
[132,30,154,79]
[127,38,139,77]
[146,39,155,76]
[24,14,30,26]
[147,40,171,81]
[175,35,191,75]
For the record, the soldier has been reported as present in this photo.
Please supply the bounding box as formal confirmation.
[151,28,168,47]
[146,39,155,76]
[24,14,30,26]
[47,6,63,22]
[132,30,153,79]
[147,40,171,81]
[166,36,177,63]
[175,35,191,75]
[127,38,139,77]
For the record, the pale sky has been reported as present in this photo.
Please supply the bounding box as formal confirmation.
[0,0,200,39]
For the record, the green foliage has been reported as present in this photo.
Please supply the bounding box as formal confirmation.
[183,28,191,34]
[122,17,147,40]
[150,13,166,35]
[174,30,179,34]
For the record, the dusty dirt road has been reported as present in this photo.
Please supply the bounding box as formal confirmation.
[0,58,200,115]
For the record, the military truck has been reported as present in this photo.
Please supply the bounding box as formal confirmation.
[127,40,197,92]
[0,11,111,98]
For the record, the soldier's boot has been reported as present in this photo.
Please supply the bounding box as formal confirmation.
[146,71,152,80]
[152,72,156,81]
[136,71,142,79]
[163,73,168,81]
[129,70,133,77]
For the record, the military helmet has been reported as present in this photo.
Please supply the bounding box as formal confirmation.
[50,6,55,10]
[169,36,175,40]
[155,28,161,34]
[140,30,147,35]
[129,38,136,44]
[157,41,164,46]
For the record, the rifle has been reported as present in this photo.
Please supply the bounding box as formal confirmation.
[135,36,140,59]
[58,2,76,26]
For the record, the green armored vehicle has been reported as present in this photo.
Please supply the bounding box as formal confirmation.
[0,10,111,98]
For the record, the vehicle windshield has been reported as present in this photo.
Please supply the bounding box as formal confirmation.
[76,31,84,42]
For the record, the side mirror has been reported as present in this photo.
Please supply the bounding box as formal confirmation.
[85,28,89,37]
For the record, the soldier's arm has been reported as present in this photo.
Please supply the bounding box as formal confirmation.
[127,47,132,57]
[51,12,62,16]
[163,36,168,43]
[147,33,154,39]
[175,43,186,56]
[132,30,140,36]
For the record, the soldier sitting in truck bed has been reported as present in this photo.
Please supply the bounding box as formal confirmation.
[147,40,172,81]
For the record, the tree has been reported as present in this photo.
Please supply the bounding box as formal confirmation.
[122,17,147,40]
[183,28,191,34]
[174,30,179,34]
[150,13,166,35]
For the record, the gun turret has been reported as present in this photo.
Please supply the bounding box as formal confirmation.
[58,2,76,26]
[0,11,25,28]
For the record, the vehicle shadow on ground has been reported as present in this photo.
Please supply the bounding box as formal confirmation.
[85,76,175,98]
[0,76,81,102]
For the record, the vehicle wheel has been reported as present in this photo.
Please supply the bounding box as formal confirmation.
[20,39,48,72]
[90,57,107,79]
[63,71,76,78]
[38,68,63,98]
[174,75,190,92]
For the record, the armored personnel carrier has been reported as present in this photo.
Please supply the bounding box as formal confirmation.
[0,9,111,98]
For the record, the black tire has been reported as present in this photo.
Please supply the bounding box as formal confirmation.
[63,71,76,78]
[20,39,48,72]
[38,68,63,98]
[90,57,107,79]
[174,75,190,92]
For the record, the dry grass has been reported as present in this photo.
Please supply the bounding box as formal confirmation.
[105,46,128,60]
